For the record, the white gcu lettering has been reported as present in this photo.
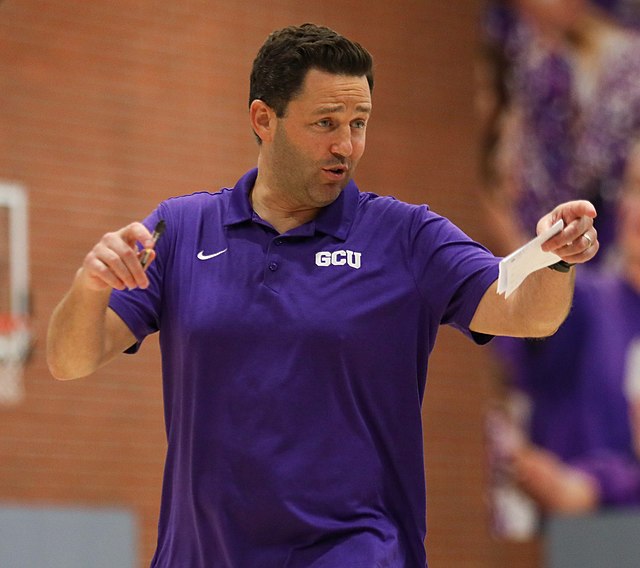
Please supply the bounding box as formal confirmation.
[347,250,361,269]
[331,251,346,265]
[315,250,362,269]
[315,251,331,266]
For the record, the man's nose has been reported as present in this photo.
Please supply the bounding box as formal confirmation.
[330,125,353,158]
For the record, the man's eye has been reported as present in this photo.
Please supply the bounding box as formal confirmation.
[316,119,332,127]
[352,120,367,129]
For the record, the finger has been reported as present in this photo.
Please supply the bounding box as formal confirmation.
[549,226,599,265]
[118,222,155,249]
[82,247,130,291]
[537,200,597,237]
[561,242,600,264]
[102,245,146,289]
[86,241,139,290]
[99,231,150,289]
[552,200,597,225]
[83,255,129,291]
[542,215,595,252]
[87,225,152,290]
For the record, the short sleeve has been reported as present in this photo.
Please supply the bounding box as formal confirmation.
[108,203,170,353]
[408,205,500,341]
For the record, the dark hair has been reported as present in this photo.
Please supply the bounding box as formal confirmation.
[249,23,374,117]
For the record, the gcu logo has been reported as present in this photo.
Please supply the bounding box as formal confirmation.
[315,250,362,270]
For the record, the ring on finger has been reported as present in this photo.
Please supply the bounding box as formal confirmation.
[583,233,593,248]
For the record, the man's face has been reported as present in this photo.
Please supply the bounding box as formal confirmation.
[268,68,372,210]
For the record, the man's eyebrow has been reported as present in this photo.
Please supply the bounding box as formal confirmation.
[313,104,372,115]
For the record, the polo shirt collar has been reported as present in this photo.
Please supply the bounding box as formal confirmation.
[224,168,358,241]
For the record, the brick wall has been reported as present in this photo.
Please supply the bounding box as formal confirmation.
[0,1,539,566]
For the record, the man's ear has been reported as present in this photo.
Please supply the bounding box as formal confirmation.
[250,100,277,143]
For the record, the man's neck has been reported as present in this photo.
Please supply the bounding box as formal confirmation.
[250,175,320,235]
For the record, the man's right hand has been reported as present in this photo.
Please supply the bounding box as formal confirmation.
[47,221,153,380]
[79,222,156,291]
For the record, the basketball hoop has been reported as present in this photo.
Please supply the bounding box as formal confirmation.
[0,182,30,406]
[0,314,32,405]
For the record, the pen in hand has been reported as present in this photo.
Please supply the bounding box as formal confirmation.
[140,220,166,268]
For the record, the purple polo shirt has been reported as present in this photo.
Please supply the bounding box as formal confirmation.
[109,168,500,567]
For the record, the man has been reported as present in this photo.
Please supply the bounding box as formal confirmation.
[47,24,597,567]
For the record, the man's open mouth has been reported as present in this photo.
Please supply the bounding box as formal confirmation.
[323,165,348,177]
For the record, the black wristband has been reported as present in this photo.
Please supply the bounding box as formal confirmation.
[548,260,574,273]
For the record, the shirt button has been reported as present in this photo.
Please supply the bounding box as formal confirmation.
[274,239,284,246]
[269,262,278,271]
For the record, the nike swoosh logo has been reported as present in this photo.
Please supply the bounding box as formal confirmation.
[197,248,228,260]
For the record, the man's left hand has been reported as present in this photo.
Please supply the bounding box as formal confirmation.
[538,200,599,265]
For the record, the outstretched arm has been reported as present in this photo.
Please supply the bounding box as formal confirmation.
[47,222,157,380]
[470,200,598,338]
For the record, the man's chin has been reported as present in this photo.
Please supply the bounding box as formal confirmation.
[313,183,345,206]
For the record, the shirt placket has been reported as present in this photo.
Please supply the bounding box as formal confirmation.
[263,236,287,293]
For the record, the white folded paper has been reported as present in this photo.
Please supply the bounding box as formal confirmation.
[497,219,564,298]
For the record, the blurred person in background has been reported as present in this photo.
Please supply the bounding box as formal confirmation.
[479,0,640,264]
[487,140,640,538]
